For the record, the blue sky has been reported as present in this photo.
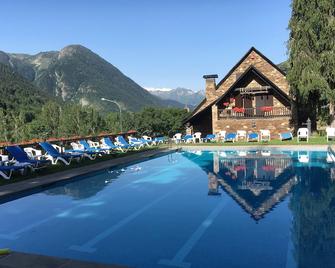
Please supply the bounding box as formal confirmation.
[1,0,291,91]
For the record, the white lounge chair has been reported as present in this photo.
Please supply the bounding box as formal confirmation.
[173,133,182,144]
[217,130,226,141]
[192,132,202,143]
[260,129,271,142]
[326,127,335,141]
[236,130,247,141]
[297,128,309,142]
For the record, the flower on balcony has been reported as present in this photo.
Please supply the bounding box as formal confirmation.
[223,102,230,107]
[259,106,273,112]
[230,97,235,102]
[233,107,245,113]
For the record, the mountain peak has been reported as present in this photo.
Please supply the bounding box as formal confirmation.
[59,44,93,58]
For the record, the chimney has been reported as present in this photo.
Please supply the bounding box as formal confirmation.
[203,74,218,101]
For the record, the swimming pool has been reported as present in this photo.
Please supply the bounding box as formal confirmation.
[0,149,334,268]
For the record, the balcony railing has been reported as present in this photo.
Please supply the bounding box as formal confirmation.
[218,106,291,119]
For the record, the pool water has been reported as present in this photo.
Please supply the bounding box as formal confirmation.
[0,150,334,268]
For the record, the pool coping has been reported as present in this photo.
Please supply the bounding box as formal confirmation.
[0,147,175,200]
[180,144,329,151]
[0,251,130,268]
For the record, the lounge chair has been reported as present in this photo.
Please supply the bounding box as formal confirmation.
[182,134,193,143]
[297,128,309,142]
[247,132,259,142]
[100,137,124,152]
[279,132,293,141]
[236,130,247,141]
[153,137,165,144]
[79,140,107,153]
[217,130,226,141]
[192,132,202,143]
[203,134,216,142]
[173,133,182,143]
[39,142,82,165]
[115,136,137,150]
[0,164,31,180]
[142,135,155,145]
[326,127,335,141]
[5,145,50,170]
[224,133,237,143]
[65,142,98,160]
[128,137,146,148]
[260,129,271,141]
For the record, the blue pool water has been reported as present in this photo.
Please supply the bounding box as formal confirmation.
[0,149,334,268]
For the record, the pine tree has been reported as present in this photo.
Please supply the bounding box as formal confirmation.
[288,0,335,128]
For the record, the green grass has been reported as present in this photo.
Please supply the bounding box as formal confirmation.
[0,145,167,187]
[182,136,333,146]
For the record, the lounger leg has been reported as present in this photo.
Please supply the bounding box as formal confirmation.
[0,170,11,180]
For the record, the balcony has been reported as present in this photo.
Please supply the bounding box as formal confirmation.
[218,106,291,119]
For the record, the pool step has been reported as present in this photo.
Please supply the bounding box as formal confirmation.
[0,251,130,268]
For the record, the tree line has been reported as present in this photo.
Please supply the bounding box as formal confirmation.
[0,102,189,143]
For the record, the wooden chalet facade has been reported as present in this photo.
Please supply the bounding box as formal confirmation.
[185,47,292,135]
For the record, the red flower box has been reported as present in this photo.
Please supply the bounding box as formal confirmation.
[233,107,245,113]
[260,106,273,112]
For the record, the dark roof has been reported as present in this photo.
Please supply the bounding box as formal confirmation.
[214,65,290,105]
[215,47,287,90]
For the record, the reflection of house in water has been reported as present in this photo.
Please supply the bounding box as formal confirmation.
[183,151,297,221]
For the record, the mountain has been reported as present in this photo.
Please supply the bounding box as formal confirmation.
[146,87,204,108]
[0,62,48,115]
[0,45,183,112]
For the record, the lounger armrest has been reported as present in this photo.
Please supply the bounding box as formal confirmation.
[52,144,64,153]
[24,147,43,159]
[0,154,9,162]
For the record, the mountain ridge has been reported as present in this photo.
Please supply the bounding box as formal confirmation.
[0,45,183,112]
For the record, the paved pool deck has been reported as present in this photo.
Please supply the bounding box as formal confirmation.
[0,251,129,268]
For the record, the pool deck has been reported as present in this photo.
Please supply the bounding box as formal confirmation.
[180,144,329,151]
[0,147,175,200]
[0,251,129,268]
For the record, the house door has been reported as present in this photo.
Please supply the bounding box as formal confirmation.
[255,95,273,115]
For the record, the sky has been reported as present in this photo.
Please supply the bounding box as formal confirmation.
[1,0,291,91]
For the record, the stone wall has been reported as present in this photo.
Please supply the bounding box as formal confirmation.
[216,50,289,96]
[213,117,291,137]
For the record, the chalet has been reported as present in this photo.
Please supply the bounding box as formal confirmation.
[185,47,292,135]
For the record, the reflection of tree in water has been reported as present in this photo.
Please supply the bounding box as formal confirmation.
[45,168,126,200]
[290,166,335,268]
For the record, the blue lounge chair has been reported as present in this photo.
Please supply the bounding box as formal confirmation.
[100,137,124,152]
[247,132,259,142]
[224,133,237,143]
[79,140,107,154]
[128,137,146,148]
[182,134,193,143]
[39,142,82,165]
[116,136,137,150]
[203,134,216,142]
[153,137,166,144]
[65,143,98,160]
[0,163,31,180]
[5,146,50,169]
[280,132,293,141]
